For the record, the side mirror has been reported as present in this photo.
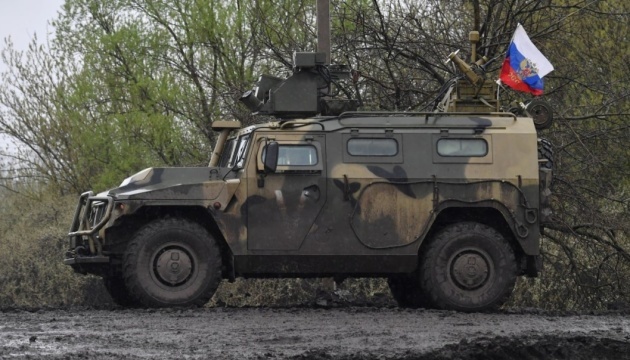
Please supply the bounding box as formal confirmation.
[263,141,279,173]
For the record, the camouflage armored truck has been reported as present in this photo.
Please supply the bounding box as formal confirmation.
[66,37,553,312]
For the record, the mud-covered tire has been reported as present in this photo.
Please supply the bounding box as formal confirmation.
[538,138,554,170]
[123,218,222,308]
[419,222,517,312]
[103,275,139,307]
[388,275,431,308]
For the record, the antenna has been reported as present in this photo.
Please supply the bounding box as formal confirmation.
[316,0,331,65]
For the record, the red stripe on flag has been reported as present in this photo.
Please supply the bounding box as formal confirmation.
[499,58,543,96]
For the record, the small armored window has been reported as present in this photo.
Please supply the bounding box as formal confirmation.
[264,145,318,166]
[437,138,488,157]
[347,138,398,157]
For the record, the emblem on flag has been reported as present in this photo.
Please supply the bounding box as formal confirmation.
[499,24,554,95]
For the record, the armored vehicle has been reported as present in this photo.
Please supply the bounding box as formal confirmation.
[66,30,553,312]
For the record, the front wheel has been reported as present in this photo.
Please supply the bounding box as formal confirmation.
[123,218,222,308]
[419,222,517,312]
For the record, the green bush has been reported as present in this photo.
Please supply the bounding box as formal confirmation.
[0,190,107,307]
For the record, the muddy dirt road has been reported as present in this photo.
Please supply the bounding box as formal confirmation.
[1,307,629,359]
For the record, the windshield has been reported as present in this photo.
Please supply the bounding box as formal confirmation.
[229,134,251,169]
[218,138,236,168]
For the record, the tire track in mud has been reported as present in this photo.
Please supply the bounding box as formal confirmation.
[1,307,629,359]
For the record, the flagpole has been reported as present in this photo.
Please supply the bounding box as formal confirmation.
[497,80,501,104]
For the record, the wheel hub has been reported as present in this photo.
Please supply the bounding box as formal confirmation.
[154,247,193,286]
[450,251,490,290]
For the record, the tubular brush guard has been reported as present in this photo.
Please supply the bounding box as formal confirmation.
[65,191,114,267]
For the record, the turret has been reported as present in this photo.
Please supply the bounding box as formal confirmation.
[240,0,358,119]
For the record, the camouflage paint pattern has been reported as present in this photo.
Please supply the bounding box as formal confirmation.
[67,112,545,277]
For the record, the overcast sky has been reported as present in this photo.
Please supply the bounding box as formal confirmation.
[0,0,65,155]
[0,0,64,52]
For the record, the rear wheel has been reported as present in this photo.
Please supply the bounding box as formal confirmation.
[123,218,222,308]
[420,222,517,312]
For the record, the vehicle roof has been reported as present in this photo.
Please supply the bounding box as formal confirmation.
[233,112,535,137]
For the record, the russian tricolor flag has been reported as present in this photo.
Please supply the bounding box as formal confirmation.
[499,24,554,96]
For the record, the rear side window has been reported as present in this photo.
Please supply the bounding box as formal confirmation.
[342,134,403,164]
[437,138,488,157]
[347,138,398,156]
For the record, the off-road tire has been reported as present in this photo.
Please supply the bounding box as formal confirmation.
[122,218,222,308]
[419,222,517,312]
[387,275,431,308]
[526,99,554,130]
[103,275,139,307]
[538,138,553,170]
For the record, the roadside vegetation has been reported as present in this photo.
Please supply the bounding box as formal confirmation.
[1,0,629,310]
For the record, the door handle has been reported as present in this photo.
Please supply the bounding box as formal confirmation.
[302,185,320,201]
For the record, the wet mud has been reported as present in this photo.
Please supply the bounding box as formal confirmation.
[1,307,629,359]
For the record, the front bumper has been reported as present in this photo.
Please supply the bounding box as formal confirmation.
[66,191,114,271]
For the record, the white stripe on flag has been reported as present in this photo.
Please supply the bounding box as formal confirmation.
[512,24,554,78]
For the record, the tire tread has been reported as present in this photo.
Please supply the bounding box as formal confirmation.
[122,218,222,308]
[419,222,516,312]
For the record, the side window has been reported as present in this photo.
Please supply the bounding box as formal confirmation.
[437,138,488,157]
[347,138,398,156]
[277,145,318,166]
[342,134,403,163]
[258,140,324,173]
[432,135,493,164]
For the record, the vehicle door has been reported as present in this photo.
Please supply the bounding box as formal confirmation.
[246,134,327,250]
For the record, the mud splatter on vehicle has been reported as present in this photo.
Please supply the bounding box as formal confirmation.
[65,3,554,312]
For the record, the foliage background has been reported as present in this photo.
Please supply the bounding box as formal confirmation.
[0,0,629,309]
